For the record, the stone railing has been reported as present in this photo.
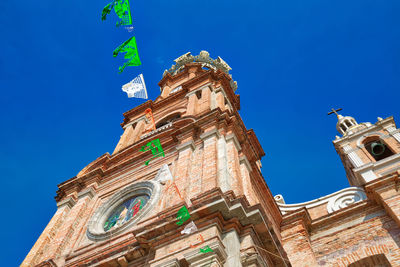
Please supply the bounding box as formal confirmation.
[140,122,173,140]
[274,187,367,215]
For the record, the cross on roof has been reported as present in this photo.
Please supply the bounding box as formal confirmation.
[327,108,342,116]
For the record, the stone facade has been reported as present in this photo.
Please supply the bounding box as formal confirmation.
[22,51,400,267]
[22,51,286,267]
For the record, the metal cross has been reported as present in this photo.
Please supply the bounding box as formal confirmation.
[327,108,342,116]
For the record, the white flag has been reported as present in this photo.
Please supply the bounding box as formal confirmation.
[122,74,148,99]
[155,164,173,184]
[181,221,198,235]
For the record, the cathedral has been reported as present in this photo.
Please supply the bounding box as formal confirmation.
[22,51,400,267]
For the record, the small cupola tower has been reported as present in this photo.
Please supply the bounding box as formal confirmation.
[330,108,400,186]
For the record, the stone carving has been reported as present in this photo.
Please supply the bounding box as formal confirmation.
[164,51,238,92]
[327,188,367,213]
[275,187,367,215]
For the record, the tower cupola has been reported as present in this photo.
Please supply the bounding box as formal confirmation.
[336,114,358,135]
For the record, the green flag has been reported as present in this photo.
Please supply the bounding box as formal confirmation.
[176,206,190,225]
[101,0,132,26]
[114,0,132,26]
[140,138,165,165]
[101,2,113,21]
[113,36,141,73]
[199,245,213,254]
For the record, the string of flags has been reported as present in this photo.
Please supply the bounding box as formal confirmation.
[101,0,148,99]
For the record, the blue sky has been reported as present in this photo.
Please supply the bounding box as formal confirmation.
[1,0,399,265]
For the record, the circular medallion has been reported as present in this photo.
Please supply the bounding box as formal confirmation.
[87,180,161,241]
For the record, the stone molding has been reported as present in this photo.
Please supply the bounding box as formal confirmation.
[356,131,389,148]
[200,128,220,141]
[275,187,367,215]
[176,140,196,152]
[240,156,252,172]
[123,115,148,129]
[183,239,227,266]
[226,133,241,152]
[77,187,96,200]
[56,197,76,209]
[353,153,400,182]
[86,180,161,241]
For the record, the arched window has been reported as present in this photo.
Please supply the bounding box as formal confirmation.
[363,138,394,162]
[155,113,181,129]
[348,254,391,267]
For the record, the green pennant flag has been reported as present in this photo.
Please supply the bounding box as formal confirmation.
[102,0,132,27]
[140,138,165,165]
[113,36,141,73]
[199,245,213,254]
[176,206,190,226]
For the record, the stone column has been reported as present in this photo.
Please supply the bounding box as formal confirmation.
[21,198,75,267]
[281,209,318,267]
[200,129,219,192]
[223,230,242,267]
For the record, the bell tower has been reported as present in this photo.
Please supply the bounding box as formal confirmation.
[331,109,400,186]
[22,51,288,267]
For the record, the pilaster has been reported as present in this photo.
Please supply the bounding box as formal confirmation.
[281,209,317,267]
[45,188,96,265]
[21,199,75,267]
[200,129,220,192]
[365,172,400,227]
[240,156,256,205]
[226,133,242,196]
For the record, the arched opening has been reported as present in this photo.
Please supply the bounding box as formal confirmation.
[348,254,391,267]
[155,113,181,129]
[363,137,394,162]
